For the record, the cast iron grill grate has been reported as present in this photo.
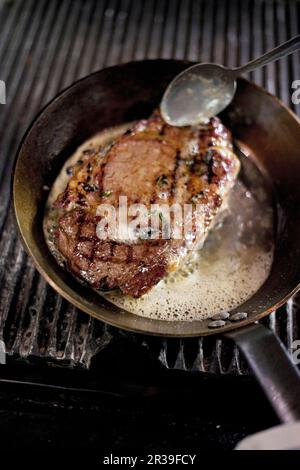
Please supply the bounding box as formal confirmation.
[0,0,300,375]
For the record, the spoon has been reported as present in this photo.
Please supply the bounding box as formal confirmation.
[160,35,300,127]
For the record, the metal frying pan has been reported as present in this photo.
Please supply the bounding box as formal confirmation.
[12,60,300,422]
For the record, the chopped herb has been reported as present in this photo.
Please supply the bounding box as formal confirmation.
[101,190,113,197]
[151,210,165,222]
[156,174,168,187]
[83,183,98,192]
[76,159,83,166]
[203,150,213,164]
[194,163,207,176]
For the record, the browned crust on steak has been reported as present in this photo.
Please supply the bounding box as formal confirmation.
[53,111,239,297]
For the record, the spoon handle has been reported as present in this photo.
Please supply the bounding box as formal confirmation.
[232,34,300,76]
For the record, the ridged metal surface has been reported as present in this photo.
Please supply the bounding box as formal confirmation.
[0,0,300,374]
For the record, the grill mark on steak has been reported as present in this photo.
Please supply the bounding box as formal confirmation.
[53,111,240,298]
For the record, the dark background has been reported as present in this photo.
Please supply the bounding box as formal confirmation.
[0,0,300,451]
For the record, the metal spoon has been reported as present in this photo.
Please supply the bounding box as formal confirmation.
[160,35,300,127]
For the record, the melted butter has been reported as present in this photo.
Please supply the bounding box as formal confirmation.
[44,124,275,322]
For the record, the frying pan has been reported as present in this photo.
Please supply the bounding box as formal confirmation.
[12,60,300,423]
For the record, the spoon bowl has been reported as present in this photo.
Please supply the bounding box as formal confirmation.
[160,63,236,126]
[161,34,300,126]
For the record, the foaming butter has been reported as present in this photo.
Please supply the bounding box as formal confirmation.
[44,124,275,322]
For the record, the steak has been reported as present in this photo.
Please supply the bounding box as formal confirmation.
[53,111,240,297]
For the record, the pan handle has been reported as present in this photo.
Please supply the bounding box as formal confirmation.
[225,323,300,423]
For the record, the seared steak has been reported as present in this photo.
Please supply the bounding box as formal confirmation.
[53,111,240,297]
